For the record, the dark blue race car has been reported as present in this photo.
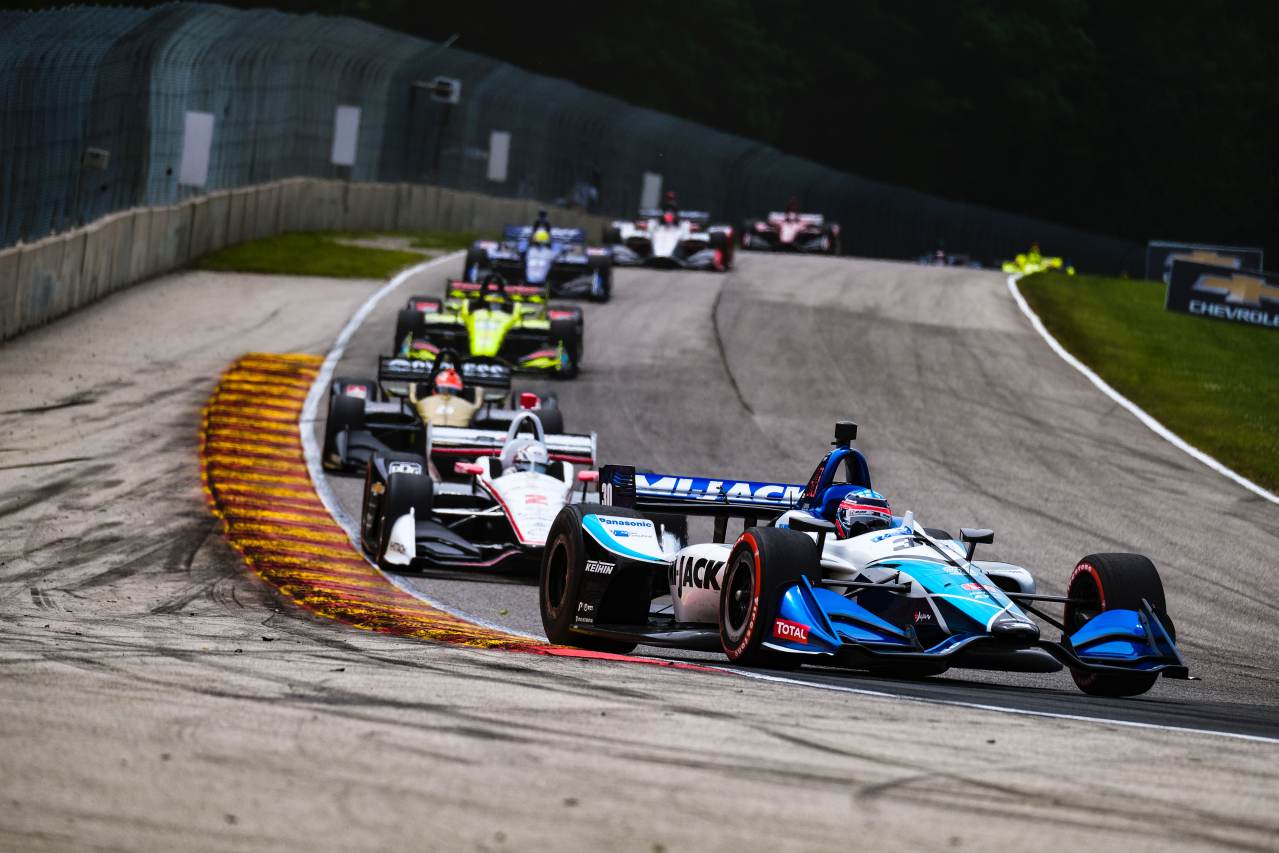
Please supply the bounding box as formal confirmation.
[464,219,612,302]
[539,422,1189,697]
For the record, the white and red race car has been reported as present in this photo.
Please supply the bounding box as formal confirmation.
[741,210,841,255]
[360,411,598,572]
[603,206,735,271]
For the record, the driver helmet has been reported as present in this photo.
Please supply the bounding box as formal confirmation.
[785,197,800,219]
[532,227,551,246]
[511,442,549,474]
[834,492,893,538]
[433,368,463,396]
[661,190,678,224]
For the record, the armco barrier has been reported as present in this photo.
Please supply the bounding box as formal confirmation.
[0,177,608,342]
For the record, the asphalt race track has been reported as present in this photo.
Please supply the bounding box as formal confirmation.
[325,254,1279,739]
[3,256,1278,852]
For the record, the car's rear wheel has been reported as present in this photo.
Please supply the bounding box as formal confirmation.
[550,317,582,379]
[394,308,426,353]
[719,526,818,669]
[462,248,488,283]
[540,504,637,653]
[1064,553,1170,697]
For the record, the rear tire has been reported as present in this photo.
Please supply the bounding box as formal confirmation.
[540,503,638,653]
[719,526,819,668]
[590,260,612,302]
[536,397,564,434]
[603,226,622,245]
[463,248,488,282]
[394,308,426,354]
[550,317,582,379]
[1064,553,1170,697]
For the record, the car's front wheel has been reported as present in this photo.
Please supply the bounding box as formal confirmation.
[1064,552,1171,697]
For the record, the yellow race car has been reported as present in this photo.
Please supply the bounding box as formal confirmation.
[394,275,583,378]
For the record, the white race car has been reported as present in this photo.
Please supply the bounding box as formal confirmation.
[603,203,734,271]
[361,412,598,571]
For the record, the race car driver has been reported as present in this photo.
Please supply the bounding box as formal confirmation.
[509,441,550,475]
[407,365,481,427]
[833,492,894,538]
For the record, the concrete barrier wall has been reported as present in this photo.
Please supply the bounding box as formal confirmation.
[0,177,610,342]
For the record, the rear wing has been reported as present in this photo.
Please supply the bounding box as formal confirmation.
[445,280,546,302]
[638,209,711,223]
[599,465,803,518]
[378,356,513,391]
[766,212,824,225]
[502,225,586,244]
[429,425,596,466]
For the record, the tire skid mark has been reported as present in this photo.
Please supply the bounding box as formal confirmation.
[201,352,714,672]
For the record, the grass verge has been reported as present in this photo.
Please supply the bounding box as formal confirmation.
[191,231,466,279]
[1018,271,1279,492]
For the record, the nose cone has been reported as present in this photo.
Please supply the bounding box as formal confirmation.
[990,616,1040,647]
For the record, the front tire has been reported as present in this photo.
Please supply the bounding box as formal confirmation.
[322,394,365,470]
[719,526,819,668]
[540,504,637,653]
[1064,553,1171,697]
[375,468,434,572]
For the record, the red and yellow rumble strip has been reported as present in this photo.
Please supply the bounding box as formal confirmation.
[200,353,714,669]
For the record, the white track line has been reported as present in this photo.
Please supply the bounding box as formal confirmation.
[298,252,541,640]
[722,666,1279,745]
[296,256,1274,744]
[1007,273,1278,505]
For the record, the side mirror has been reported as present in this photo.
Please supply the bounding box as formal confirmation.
[960,528,994,562]
[789,514,838,552]
[454,461,485,476]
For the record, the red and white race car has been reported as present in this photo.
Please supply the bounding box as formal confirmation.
[361,411,598,572]
[741,208,841,255]
[603,193,735,271]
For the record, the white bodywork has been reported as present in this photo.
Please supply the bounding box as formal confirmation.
[615,216,706,259]
[662,511,1035,625]
[383,412,580,564]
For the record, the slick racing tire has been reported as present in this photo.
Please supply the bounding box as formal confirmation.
[374,463,435,572]
[536,395,564,435]
[602,226,622,245]
[1064,553,1172,697]
[394,308,426,354]
[550,317,583,379]
[463,248,488,283]
[322,393,365,470]
[719,526,819,669]
[588,257,612,302]
[540,503,638,654]
[708,231,734,271]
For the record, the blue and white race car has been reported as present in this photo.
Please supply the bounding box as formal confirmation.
[464,218,612,302]
[539,421,1189,697]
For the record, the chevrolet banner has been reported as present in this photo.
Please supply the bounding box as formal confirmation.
[1146,240,1263,284]
[1166,260,1279,330]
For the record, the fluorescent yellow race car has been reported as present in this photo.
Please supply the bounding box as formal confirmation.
[393,275,584,378]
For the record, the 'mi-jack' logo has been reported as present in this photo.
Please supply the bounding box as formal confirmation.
[636,474,803,504]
